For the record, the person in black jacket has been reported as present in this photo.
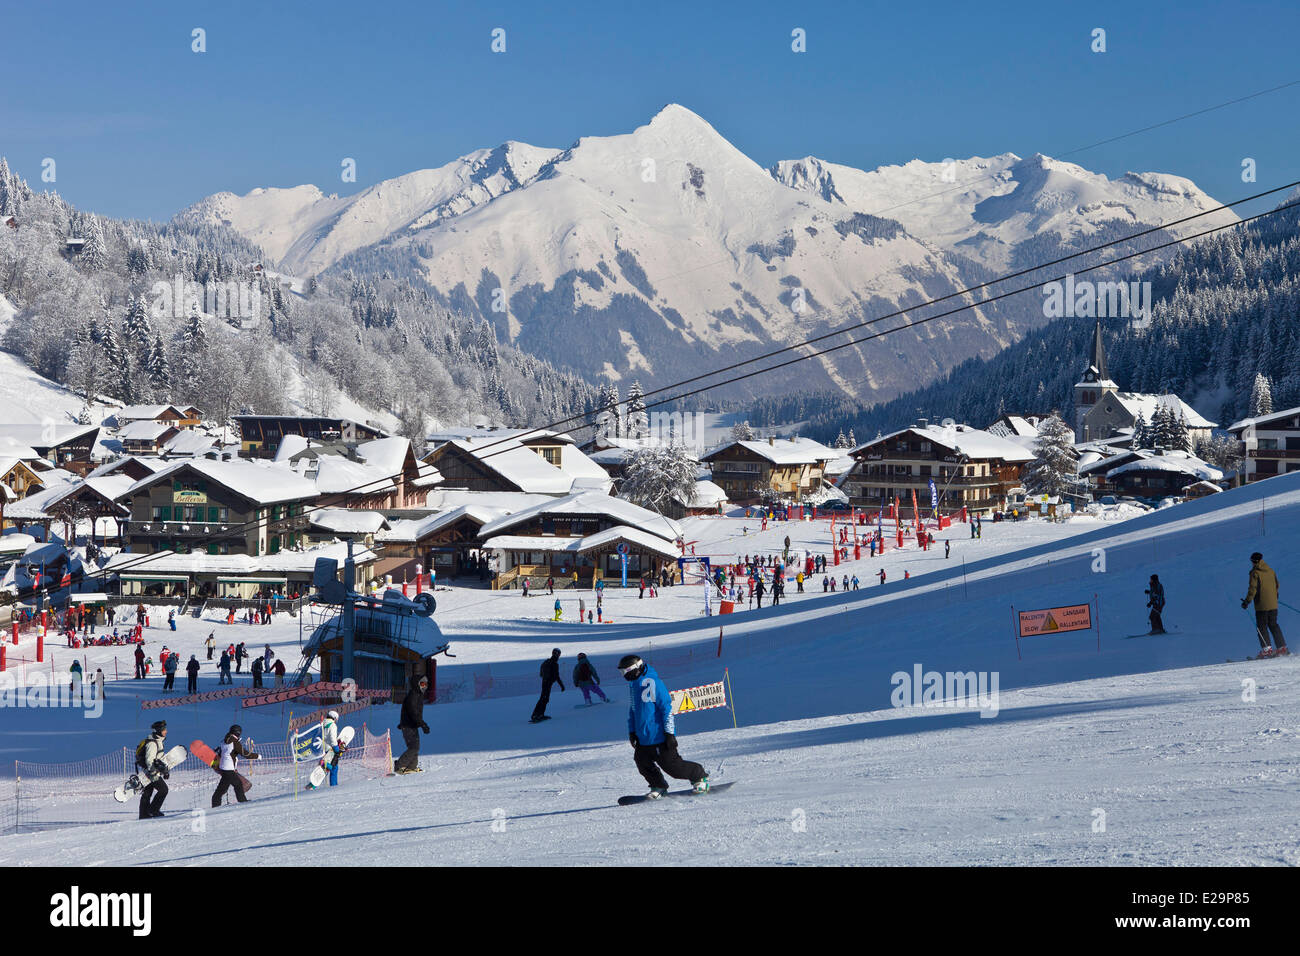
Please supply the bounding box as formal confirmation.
[1145,574,1167,634]
[185,655,200,694]
[394,673,430,773]
[530,648,565,723]
[211,724,261,807]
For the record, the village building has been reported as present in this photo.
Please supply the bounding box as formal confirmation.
[700,436,835,504]
[112,404,202,428]
[423,434,610,496]
[116,420,181,456]
[3,475,132,544]
[663,479,729,519]
[477,491,683,590]
[374,503,507,583]
[1073,323,1216,445]
[1226,405,1300,484]
[842,422,1034,517]
[0,422,103,473]
[233,415,387,459]
[118,459,318,557]
[277,435,441,509]
[1104,450,1223,500]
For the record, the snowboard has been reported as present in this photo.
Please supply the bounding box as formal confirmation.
[618,781,734,805]
[307,726,355,789]
[190,739,253,795]
[113,744,188,802]
[529,715,552,723]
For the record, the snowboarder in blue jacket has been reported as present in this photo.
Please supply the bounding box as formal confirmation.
[619,654,707,798]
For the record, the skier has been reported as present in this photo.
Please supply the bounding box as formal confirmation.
[822,575,829,593]
[755,577,765,609]
[263,644,273,671]
[522,578,530,598]
[619,654,708,797]
[235,642,246,673]
[553,598,563,622]
[394,674,430,773]
[69,659,83,701]
[272,657,286,687]
[1242,552,1288,657]
[796,570,804,593]
[211,725,261,807]
[945,540,951,559]
[546,576,555,595]
[135,720,172,819]
[134,643,145,679]
[218,648,233,685]
[878,568,886,585]
[530,648,565,722]
[186,654,200,694]
[317,710,347,787]
[205,633,215,660]
[167,609,176,631]
[250,654,264,688]
[573,652,609,704]
[1145,574,1167,634]
[92,667,105,701]
[162,650,178,691]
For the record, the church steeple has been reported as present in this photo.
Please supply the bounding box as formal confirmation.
[1074,321,1116,441]
[1080,321,1107,384]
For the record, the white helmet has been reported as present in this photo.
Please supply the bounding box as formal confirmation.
[327,710,340,722]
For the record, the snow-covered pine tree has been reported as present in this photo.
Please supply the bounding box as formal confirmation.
[148,333,171,394]
[1250,372,1273,417]
[1022,413,1079,498]
[594,382,622,441]
[626,381,649,439]
[847,429,856,447]
[620,441,699,514]
[78,216,108,271]
[1168,412,1192,453]
[122,295,152,357]
[834,428,849,449]
[1131,411,1149,450]
[731,420,754,441]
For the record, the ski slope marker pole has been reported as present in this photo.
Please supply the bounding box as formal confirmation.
[717,626,723,658]
[724,667,737,728]
[1012,605,1020,660]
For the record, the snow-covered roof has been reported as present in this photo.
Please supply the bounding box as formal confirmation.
[1227,404,1300,433]
[482,535,582,553]
[4,475,134,520]
[0,422,100,449]
[1182,480,1223,494]
[478,491,683,542]
[674,479,728,508]
[850,424,1034,463]
[1111,393,1216,429]
[123,459,319,506]
[161,430,217,457]
[98,540,377,577]
[0,533,35,555]
[423,489,555,514]
[377,504,506,544]
[309,508,389,535]
[84,456,171,479]
[704,437,837,465]
[427,426,577,446]
[115,404,181,422]
[0,436,41,460]
[574,526,681,558]
[824,454,856,477]
[1106,451,1223,482]
[445,438,575,494]
[117,420,176,442]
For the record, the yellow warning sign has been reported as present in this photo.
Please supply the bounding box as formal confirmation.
[1018,604,1091,637]
[670,681,726,715]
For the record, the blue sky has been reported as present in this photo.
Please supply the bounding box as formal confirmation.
[3,0,1298,221]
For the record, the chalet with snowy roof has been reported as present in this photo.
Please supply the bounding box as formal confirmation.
[3,475,132,544]
[664,479,729,519]
[374,503,508,582]
[112,404,200,428]
[0,458,44,499]
[278,436,440,509]
[1104,451,1223,500]
[700,436,835,504]
[119,459,319,557]
[233,415,387,458]
[117,420,181,455]
[1073,322,1215,445]
[1226,405,1300,484]
[843,421,1033,517]
[0,422,102,472]
[477,492,683,590]
[423,435,610,497]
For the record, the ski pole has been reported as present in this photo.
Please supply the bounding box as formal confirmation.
[1278,600,1300,615]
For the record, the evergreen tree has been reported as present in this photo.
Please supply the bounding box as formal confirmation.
[847,429,856,447]
[626,381,649,439]
[78,216,108,271]
[731,420,755,441]
[1131,411,1149,450]
[1023,413,1079,497]
[834,428,849,449]
[595,382,622,441]
[148,333,171,394]
[1250,372,1274,417]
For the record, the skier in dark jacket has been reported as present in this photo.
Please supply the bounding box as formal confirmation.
[531,648,565,722]
[250,655,264,688]
[185,655,200,694]
[619,654,707,797]
[394,673,430,773]
[1145,574,1167,634]
[211,724,260,807]
[572,652,608,704]
[136,720,172,819]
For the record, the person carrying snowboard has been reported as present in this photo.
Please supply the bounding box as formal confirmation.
[1243,551,1288,657]
[619,654,708,797]
[553,598,562,622]
[136,720,172,819]
[531,648,565,722]
[395,674,430,773]
[573,652,608,704]
[318,710,347,786]
[211,724,260,807]
[1145,574,1167,634]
